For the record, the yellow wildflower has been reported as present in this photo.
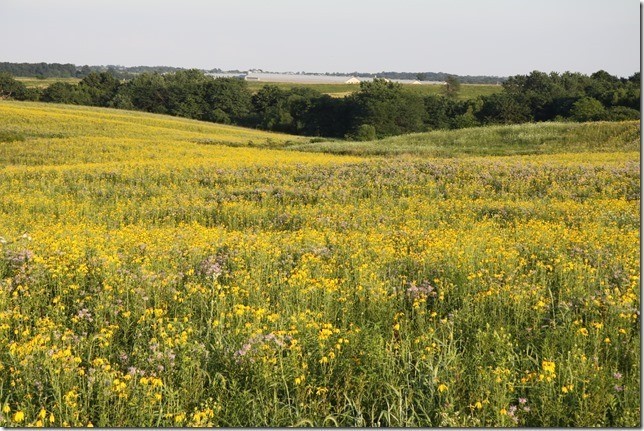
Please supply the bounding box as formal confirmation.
[13,410,25,423]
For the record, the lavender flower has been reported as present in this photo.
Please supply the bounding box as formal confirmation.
[198,255,225,280]
[406,281,437,300]
[77,308,93,322]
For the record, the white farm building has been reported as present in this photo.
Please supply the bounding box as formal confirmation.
[205,72,444,85]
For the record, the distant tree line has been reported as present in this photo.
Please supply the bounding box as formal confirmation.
[0,62,187,79]
[0,62,80,78]
[0,69,639,139]
[0,61,504,83]
[324,71,504,84]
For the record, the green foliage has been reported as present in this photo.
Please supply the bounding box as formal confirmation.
[571,97,606,122]
[604,106,640,121]
[350,124,377,141]
[0,72,27,100]
[41,82,91,105]
[2,68,639,139]
[251,85,293,131]
[202,78,252,124]
[118,73,169,114]
[79,72,121,107]
[443,75,461,99]
[477,92,532,124]
[349,79,425,137]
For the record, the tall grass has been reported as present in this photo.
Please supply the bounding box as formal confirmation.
[0,101,639,426]
[289,121,640,157]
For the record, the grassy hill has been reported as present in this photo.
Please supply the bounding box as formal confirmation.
[0,101,315,167]
[0,102,639,427]
[288,121,640,157]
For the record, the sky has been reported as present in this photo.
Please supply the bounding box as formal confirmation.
[0,0,639,77]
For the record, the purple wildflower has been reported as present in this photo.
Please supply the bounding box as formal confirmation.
[77,308,93,322]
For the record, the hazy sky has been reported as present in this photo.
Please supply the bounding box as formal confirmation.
[0,0,639,77]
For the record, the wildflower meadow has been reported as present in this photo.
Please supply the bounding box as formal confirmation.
[0,101,639,426]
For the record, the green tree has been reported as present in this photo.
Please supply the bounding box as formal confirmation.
[423,95,478,130]
[300,95,351,138]
[443,75,461,99]
[349,79,425,138]
[42,82,90,105]
[0,73,28,99]
[79,72,121,106]
[350,124,377,141]
[570,97,606,121]
[603,106,640,121]
[203,78,252,124]
[122,73,169,114]
[476,92,532,124]
[251,85,293,131]
[163,69,210,119]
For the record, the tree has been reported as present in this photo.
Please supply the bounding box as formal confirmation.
[0,73,27,99]
[202,78,252,124]
[42,82,90,104]
[300,95,351,138]
[79,72,121,106]
[122,73,169,114]
[443,75,461,99]
[423,95,452,130]
[251,85,293,131]
[348,79,425,138]
[163,69,210,119]
[603,106,640,121]
[351,124,377,141]
[570,97,606,122]
[476,92,532,124]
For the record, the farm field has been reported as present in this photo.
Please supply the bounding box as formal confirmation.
[236,81,501,99]
[14,75,501,100]
[15,77,81,88]
[0,101,639,426]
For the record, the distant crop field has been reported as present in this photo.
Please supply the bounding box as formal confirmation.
[0,101,639,427]
[246,81,502,99]
[13,76,501,100]
[15,76,81,88]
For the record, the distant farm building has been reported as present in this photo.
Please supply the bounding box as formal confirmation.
[205,72,445,86]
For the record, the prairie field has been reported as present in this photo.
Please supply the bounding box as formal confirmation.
[0,101,639,426]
